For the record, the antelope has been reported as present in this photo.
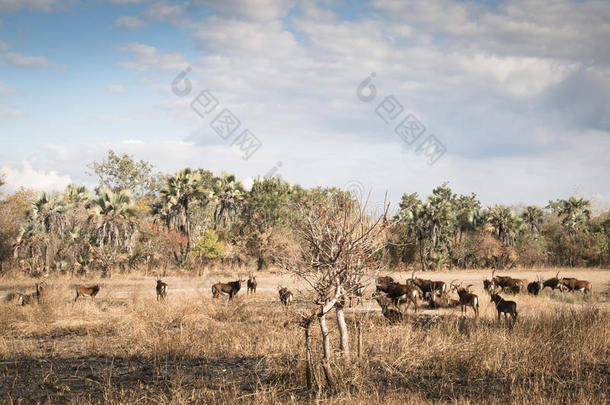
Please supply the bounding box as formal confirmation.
[490,293,518,325]
[74,285,100,303]
[483,279,495,295]
[247,276,257,295]
[408,271,447,297]
[212,279,243,300]
[377,275,395,285]
[373,292,404,323]
[542,272,564,291]
[559,277,592,294]
[375,280,420,313]
[491,270,523,294]
[156,279,168,300]
[527,276,542,296]
[427,291,460,309]
[450,281,479,318]
[18,292,37,306]
[278,287,293,306]
[35,282,46,304]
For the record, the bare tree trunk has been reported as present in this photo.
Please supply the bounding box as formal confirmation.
[356,319,363,359]
[304,325,313,390]
[318,311,334,389]
[335,302,350,357]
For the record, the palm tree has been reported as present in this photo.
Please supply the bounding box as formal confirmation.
[88,188,137,276]
[155,168,211,250]
[212,172,244,231]
[552,197,591,234]
[521,205,544,234]
[28,192,67,272]
[488,205,522,247]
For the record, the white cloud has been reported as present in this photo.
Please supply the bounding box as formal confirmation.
[114,16,147,29]
[106,84,126,94]
[194,0,296,21]
[0,105,23,120]
[119,42,188,71]
[1,161,72,193]
[1,52,54,69]
[0,0,63,12]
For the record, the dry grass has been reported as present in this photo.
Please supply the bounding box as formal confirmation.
[0,269,608,404]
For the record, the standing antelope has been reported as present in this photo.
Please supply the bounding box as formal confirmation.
[278,287,293,306]
[490,293,518,325]
[247,276,257,295]
[559,277,592,294]
[376,279,420,313]
[74,285,100,303]
[450,281,479,318]
[212,279,243,300]
[408,271,447,297]
[542,272,564,291]
[35,282,46,304]
[156,279,168,300]
[527,276,542,296]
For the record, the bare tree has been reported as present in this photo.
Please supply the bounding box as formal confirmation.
[277,193,389,390]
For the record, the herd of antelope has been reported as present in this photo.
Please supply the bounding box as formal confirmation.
[9,270,593,327]
[372,270,593,326]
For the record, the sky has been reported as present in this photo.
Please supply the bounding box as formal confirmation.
[0,0,609,208]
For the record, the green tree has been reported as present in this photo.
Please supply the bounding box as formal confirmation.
[88,150,162,198]
[521,205,544,234]
[212,172,244,231]
[88,188,137,276]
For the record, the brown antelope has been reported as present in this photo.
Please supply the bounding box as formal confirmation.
[74,285,100,303]
[35,282,46,304]
[278,287,293,306]
[247,276,257,295]
[450,281,479,318]
[491,270,523,294]
[212,279,243,300]
[373,292,404,323]
[542,272,564,291]
[408,271,447,297]
[377,275,395,285]
[490,293,518,325]
[156,279,168,300]
[375,279,420,313]
[427,291,460,309]
[483,279,495,295]
[559,277,592,294]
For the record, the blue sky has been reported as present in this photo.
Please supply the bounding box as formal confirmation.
[1,0,609,208]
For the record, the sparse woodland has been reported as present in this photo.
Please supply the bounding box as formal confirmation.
[1,150,609,278]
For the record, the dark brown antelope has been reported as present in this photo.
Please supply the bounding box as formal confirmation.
[74,285,100,303]
[483,279,495,295]
[156,279,168,300]
[212,279,243,300]
[450,281,479,318]
[527,276,541,296]
[278,287,293,306]
[377,275,395,285]
[490,293,518,325]
[559,277,592,294]
[247,276,257,295]
[542,272,564,291]
[373,292,404,323]
[408,270,447,297]
[375,279,420,313]
[491,270,523,294]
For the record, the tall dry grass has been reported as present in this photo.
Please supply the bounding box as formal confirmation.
[0,274,608,404]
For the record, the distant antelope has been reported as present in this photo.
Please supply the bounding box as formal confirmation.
[278,287,293,306]
[34,282,46,303]
[156,279,168,300]
[491,270,523,294]
[408,271,447,297]
[212,279,243,300]
[18,292,37,306]
[450,281,479,318]
[376,279,420,313]
[74,285,100,303]
[490,293,518,325]
[527,276,542,296]
[542,272,564,291]
[247,276,257,295]
[373,293,404,323]
[559,277,592,294]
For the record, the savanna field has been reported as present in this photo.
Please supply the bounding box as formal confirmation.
[1,268,608,405]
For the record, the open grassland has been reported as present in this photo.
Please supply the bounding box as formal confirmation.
[0,268,609,404]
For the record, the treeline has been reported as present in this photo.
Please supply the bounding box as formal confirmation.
[0,151,608,276]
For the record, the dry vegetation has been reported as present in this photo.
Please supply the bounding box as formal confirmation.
[1,269,609,404]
